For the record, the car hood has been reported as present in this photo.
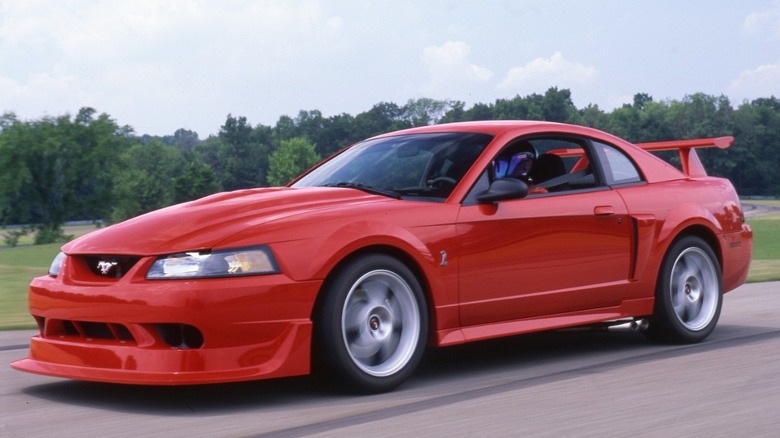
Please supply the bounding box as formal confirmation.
[63,187,392,255]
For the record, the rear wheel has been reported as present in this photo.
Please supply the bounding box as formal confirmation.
[646,236,722,343]
[317,254,428,393]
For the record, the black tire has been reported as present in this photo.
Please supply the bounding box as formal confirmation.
[646,236,723,343]
[316,254,428,393]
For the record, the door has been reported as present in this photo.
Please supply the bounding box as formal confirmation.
[456,138,634,327]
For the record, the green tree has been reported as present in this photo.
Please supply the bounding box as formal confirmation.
[197,115,271,190]
[462,102,495,121]
[353,102,411,139]
[541,87,581,123]
[493,95,544,120]
[170,128,201,150]
[579,104,609,130]
[0,108,129,241]
[729,97,780,195]
[401,98,453,126]
[439,100,467,123]
[666,93,732,139]
[267,137,321,186]
[110,140,182,222]
[173,157,221,204]
[317,113,358,156]
[67,108,134,221]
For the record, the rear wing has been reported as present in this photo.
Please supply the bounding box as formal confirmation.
[635,136,734,177]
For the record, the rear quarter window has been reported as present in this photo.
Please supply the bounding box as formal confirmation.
[593,141,643,185]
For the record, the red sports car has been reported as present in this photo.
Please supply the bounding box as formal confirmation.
[12,121,753,392]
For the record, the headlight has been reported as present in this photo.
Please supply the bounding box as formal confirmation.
[146,246,279,279]
[49,252,66,277]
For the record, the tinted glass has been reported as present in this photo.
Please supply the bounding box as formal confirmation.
[592,141,643,185]
[293,132,493,200]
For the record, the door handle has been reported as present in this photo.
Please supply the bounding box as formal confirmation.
[594,205,615,216]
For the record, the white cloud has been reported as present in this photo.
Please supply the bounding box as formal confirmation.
[743,2,780,37]
[0,0,347,134]
[0,2,776,136]
[326,16,344,33]
[421,41,493,92]
[728,60,780,100]
[498,52,598,93]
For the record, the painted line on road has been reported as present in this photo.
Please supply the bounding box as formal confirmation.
[0,344,29,352]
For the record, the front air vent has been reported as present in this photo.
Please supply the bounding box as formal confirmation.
[40,317,136,344]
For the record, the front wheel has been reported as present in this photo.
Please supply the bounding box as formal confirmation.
[646,236,722,343]
[316,254,428,393]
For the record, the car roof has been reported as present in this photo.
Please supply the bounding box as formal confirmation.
[371,121,626,144]
[372,120,563,137]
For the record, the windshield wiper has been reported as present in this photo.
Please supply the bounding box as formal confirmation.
[322,182,401,199]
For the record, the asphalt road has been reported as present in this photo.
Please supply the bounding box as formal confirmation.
[3,281,779,437]
[743,201,780,218]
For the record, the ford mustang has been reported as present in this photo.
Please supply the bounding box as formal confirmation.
[12,121,753,392]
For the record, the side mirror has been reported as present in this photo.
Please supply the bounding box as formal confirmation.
[476,177,528,203]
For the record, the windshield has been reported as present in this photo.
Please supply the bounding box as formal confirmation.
[292,132,493,200]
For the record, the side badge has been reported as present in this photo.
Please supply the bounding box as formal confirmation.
[440,250,448,267]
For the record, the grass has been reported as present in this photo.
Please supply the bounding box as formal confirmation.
[1,213,778,331]
[1,223,100,247]
[0,243,60,329]
[0,224,99,330]
[746,207,780,283]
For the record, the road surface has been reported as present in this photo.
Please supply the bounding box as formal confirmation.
[2,281,779,437]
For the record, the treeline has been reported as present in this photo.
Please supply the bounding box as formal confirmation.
[1,88,778,244]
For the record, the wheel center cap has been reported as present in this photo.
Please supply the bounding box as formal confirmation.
[369,315,380,331]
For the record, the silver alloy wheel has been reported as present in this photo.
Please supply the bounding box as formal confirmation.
[341,269,421,377]
[669,247,719,331]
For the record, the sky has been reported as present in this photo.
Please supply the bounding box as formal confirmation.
[1,0,779,138]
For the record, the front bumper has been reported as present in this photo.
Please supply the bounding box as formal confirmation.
[11,260,322,385]
[12,322,312,385]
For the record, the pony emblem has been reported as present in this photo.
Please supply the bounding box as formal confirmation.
[97,260,119,276]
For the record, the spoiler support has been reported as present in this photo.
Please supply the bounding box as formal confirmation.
[635,136,734,177]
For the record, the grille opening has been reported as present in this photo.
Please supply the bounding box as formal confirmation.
[114,324,133,341]
[81,321,116,339]
[156,324,204,349]
[81,255,141,278]
[34,316,46,335]
[63,320,78,336]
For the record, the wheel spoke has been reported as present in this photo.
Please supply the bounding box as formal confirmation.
[388,291,402,317]
[376,332,400,365]
[343,301,367,335]
[671,278,687,311]
[362,280,391,307]
[343,293,380,359]
[672,294,686,316]
[349,338,381,360]
[687,295,703,321]
[675,258,696,284]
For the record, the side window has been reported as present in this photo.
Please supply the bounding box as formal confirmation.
[592,141,643,186]
[479,136,600,195]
